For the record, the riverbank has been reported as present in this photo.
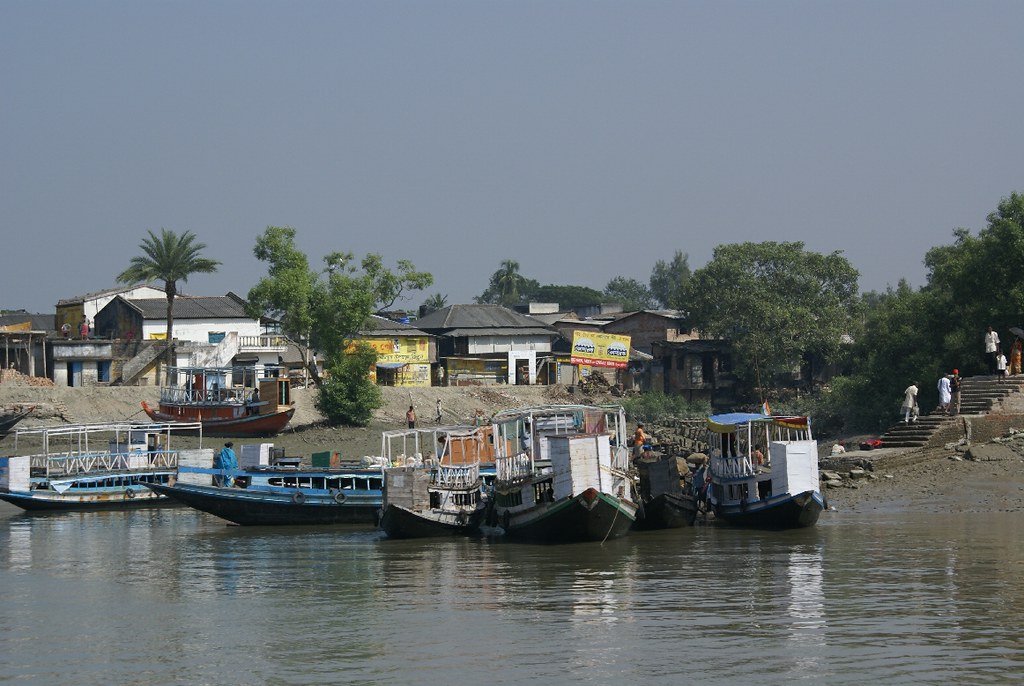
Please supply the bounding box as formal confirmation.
[2,378,1022,513]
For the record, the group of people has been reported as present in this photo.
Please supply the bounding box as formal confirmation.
[902,370,963,423]
[984,326,1023,381]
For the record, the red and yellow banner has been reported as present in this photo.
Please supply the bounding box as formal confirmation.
[570,331,631,369]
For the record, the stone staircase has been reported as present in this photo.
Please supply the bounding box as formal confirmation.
[879,377,1024,448]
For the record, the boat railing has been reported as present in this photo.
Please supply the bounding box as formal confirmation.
[710,454,756,479]
[433,463,480,488]
[495,452,533,484]
[30,450,180,476]
[159,386,249,405]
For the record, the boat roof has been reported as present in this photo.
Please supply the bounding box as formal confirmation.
[706,413,810,433]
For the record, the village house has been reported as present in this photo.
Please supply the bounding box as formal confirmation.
[414,304,557,385]
[50,291,285,387]
[353,315,436,387]
[0,312,54,380]
[55,284,165,336]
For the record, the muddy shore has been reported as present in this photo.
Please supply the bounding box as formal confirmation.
[2,379,1022,513]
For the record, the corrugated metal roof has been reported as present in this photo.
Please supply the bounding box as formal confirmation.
[360,315,432,337]
[129,295,250,320]
[443,327,556,337]
[415,304,556,332]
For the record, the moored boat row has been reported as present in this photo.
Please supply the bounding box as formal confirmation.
[1,406,826,536]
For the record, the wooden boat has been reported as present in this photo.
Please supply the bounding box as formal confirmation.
[0,405,33,438]
[0,421,206,511]
[696,412,825,529]
[378,427,489,539]
[145,448,384,526]
[141,366,295,437]
[632,453,698,529]
[489,405,637,543]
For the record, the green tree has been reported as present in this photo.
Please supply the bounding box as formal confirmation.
[649,250,691,309]
[246,227,432,424]
[532,284,604,309]
[315,342,381,426]
[685,241,859,391]
[604,276,656,311]
[924,191,1024,371]
[477,259,528,306]
[117,228,220,370]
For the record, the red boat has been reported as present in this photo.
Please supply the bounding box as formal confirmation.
[141,367,295,437]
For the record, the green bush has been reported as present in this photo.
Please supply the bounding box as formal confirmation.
[621,391,712,424]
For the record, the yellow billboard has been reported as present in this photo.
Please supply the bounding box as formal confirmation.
[570,331,631,369]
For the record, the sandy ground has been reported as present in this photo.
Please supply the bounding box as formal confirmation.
[3,378,1023,513]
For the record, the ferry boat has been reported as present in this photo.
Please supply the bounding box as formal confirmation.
[378,426,489,539]
[489,405,637,543]
[696,412,825,529]
[0,421,207,511]
[145,447,384,526]
[141,366,294,437]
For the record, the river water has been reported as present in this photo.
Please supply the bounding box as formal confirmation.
[1,503,1021,685]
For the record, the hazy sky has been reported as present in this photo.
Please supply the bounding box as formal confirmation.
[4,1,1023,314]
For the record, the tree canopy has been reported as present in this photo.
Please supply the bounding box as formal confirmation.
[604,276,656,311]
[685,241,860,390]
[649,250,691,309]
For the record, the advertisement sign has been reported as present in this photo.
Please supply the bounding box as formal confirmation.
[570,331,631,369]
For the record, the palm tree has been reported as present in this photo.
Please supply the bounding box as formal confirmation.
[495,259,524,306]
[421,292,448,315]
[117,229,221,373]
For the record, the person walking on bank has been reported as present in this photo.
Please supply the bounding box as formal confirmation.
[985,326,1001,375]
[435,398,442,424]
[997,349,1008,383]
[406,405,417,429]
[937,374,952,414]
[902,381,919,424]
[950,369,962,416]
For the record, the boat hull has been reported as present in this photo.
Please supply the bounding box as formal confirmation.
[141,401,294,437]
[0,483,170,512]
[500,491,636,543]
[146,482,379,526]
[379,503,487,539]
[711,490,825,529]
[632,492,698,530]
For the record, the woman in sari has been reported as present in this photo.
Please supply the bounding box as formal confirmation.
[1011,338,1023,375]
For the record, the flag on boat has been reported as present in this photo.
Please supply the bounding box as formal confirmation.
[761,400,771,416]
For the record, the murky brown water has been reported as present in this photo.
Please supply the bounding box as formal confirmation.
[1,504,1021,685]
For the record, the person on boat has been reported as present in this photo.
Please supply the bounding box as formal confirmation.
[902,382,919,424]
[937,374,952,414]
[632,423,647,459]
[406,405,416,429]
[752,445,765,466]
[214,442,238,487]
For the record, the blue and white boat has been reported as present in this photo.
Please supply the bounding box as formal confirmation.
[0,421,207,511]
[145,446,384,526]
[696,413,825,529]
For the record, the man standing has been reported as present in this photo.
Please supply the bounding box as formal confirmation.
[985,326,1000,375]
[406,405,417,429]
[435,398,442,424]
[902,382,919,424]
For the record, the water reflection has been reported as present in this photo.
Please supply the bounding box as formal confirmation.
[1,505,1023,685]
